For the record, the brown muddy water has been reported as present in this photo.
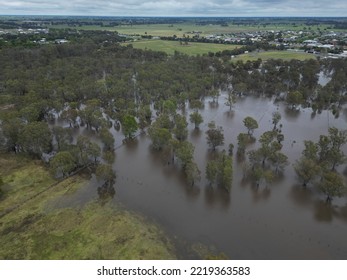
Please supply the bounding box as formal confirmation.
[52,95,347,259]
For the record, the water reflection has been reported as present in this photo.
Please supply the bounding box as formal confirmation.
[250,185,272,203]
[224,110,235,119]
[204,186,231,209]
[190,129,202,140]
[289,184,314,207]
[123,138,139,154]
[313,201,337,223]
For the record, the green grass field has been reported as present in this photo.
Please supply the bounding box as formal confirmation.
[50,22,336,37]
[123,39,241,55]
[235,50,317,61]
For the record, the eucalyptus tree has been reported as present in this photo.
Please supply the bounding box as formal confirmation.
[205,151,233,192]
[189,111,203,130]
[318,171,346,202]
[100,127,115,151]
[96,164,116,186]
[206,121,224,151]
[122,114,138,140]
[293,157,321,187]
[225,89,236,111]
[19,122,52,158]
[243,116,258,137]
[50,151,76,178]
[173,114,188,141]
[175,141,200,186]
[148,126,172,151]
[286,91,304,110]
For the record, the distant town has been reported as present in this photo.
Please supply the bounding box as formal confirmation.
[1,17,347,58]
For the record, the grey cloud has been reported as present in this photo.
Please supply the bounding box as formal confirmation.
[0,0,345,16]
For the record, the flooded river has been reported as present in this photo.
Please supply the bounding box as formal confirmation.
[53,95,347,259]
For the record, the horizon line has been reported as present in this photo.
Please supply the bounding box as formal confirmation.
[1,14,347,18]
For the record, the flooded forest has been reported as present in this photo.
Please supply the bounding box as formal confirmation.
[1,40,347,259]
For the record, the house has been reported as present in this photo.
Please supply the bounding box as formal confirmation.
[55,39,69,44]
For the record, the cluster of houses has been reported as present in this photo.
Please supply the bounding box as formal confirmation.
[0,27,69,45]
[202,29,347,55]
[33,38,69,45]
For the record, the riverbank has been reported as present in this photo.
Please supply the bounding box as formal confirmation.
[0,154,176,259]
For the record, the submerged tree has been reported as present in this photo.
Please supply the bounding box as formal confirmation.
[205,151,233,192]
[173,114,188,141]
[293,157,320,187]
[243,116,258,137]
[225,90,236,111]
[100,127,115,151]
[318,171,346,202]
[251,166,274,188]
[206,121,224,151]
[96,164,116,184]
[294,127,347,201]
[175,141,200,186]
[272,111,281,130]
[148,126,172,150]
[189,111,203,129]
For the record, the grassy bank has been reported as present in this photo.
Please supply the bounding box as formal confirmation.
[0,154,176,259]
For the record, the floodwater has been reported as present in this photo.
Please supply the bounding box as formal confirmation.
[53,94,347,259]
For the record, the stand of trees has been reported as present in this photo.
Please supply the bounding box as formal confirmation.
[0,32,346,201]
[294,127,347,201]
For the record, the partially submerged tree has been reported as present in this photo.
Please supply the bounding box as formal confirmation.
[206,121,224,151]
[243,116,258,136]
[225,90,236,111]
[318,171,346,202]
[173,114,188,141]
[205,152,233,192]
[175,141,200,186]
[148,126,172,150]
[189,111,203,129]
[96,164,116,184]
[293,157,321,187]
[100,127,115,151]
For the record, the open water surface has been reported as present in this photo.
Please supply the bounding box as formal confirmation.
[51,94,347,259]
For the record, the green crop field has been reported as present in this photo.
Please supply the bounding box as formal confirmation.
[123,39,241,55]
[235,50,317,61]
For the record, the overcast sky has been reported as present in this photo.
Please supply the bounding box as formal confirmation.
[0,0,346,17]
